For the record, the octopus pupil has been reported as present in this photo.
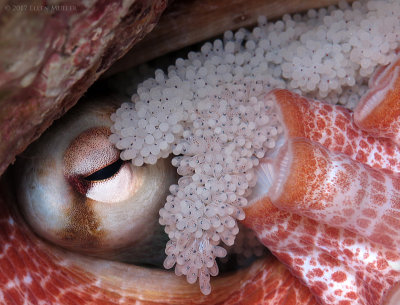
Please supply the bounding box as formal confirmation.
[85,159,124,181]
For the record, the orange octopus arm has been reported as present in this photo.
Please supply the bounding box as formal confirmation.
[354,54,400,146]
[270,88,400,172]
[243,88,400,305]
[243,188,400,305]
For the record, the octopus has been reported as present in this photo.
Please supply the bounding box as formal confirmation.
[1,2,400,305]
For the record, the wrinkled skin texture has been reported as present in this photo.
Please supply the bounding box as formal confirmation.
[0,0,167,176]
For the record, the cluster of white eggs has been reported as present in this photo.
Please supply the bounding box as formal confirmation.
[110,0,400,295]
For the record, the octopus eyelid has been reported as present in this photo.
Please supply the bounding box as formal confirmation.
[84,158,124,182]
[16,99,178,268]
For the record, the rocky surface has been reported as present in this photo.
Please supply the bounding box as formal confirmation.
[0,0,167,175]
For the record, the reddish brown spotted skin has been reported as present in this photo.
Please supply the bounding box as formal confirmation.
[243,193,400,305]
[354,54,400,146]
[244,88,400,305]
[271,89,400,172]
[269,138,400,253]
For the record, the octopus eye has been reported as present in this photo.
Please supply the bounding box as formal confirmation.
[13,97,177,267]
[11,93,269,297]
[84,158,123,181]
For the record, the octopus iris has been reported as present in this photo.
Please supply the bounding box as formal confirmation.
[2,1,400,305]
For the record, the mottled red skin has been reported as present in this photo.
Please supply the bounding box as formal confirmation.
[269,138,400,253]
[244,88,400,305]
[270,89,400,172]
[354,54,400,146]
[0,182,317,304]
[243,192,400,305]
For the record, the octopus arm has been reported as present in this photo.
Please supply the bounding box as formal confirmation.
[263,137,400,253]
[354,54,400,146]
[243,88,400,304]
[268,89,400,172]
[243,187,400,305]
